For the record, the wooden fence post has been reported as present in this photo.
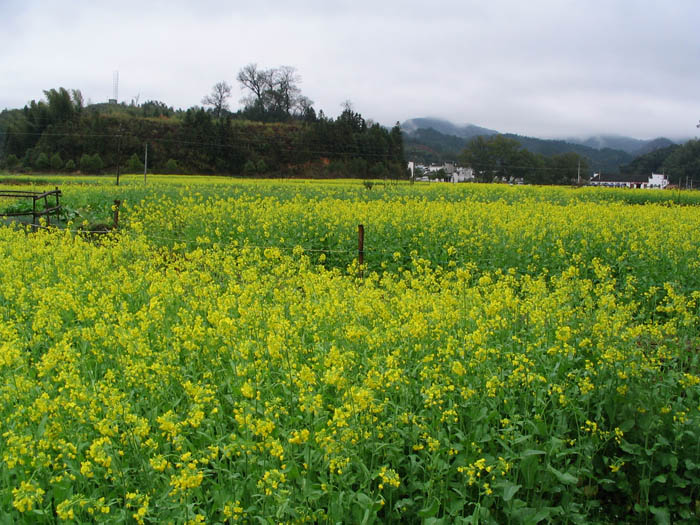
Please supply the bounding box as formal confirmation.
[358,224,365,277]
[113,200,121,229]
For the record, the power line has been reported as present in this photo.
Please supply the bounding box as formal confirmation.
[0,129,402,160]
[1,124,636,172]
[1,129,602,171]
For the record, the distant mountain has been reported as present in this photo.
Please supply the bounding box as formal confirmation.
[402,119,634,173]
[401,118,497,139]
[635,137,676,157]
[502,133,633,173]
[620,144,681,175]
[566,135,676,156]
[403,127,469,164]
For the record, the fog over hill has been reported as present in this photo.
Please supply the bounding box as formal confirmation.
[565,135,677,156]
[401,118,497,139]
[401,117,683,170]
[402,118,679,154]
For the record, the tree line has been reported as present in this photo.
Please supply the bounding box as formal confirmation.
[620,140,700,187]
[459,133,700,186]
[0,66,404,178]
[459,135,589,185]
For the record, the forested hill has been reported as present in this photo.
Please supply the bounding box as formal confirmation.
[566,135,676,156]
[620,140,700,186]
[501,133,633,174]
[403,125,633,173]
[0,87,404,178]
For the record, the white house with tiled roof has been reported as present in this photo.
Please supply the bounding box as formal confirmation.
[589,172,669,189]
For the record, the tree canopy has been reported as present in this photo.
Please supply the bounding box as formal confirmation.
[201,82,232,120]
[236,64,313,122]
[1,81,404,178]
[459,135,589,184]
[620,140,700,186]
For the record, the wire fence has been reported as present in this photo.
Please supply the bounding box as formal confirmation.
[0,126,633,174]
[16,218,644,280]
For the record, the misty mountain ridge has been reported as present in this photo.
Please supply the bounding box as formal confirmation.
[401,118,497,139]
[565,135,676,156]
[402,118,677,156]
[402,118,681,172]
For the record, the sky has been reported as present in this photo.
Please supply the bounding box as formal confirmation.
[2,0,699,140]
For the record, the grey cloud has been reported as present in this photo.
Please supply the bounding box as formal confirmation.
[2,0,699,139]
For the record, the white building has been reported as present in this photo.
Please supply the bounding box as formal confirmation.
[589,172,669,189]
[647,173,669,189]
[409,162,475,182]
[452,167,475,183]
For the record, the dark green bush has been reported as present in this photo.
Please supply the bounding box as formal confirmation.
[50,153,63,171]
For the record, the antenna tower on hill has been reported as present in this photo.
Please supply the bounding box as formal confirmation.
[109,71,119,104]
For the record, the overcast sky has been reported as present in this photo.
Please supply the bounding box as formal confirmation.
[2,0,699,139]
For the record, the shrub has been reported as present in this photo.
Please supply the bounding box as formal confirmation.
[91,154,104,173]
[79,154,92,172]
[80,153,104,173]
[50,153,63,171]
[127,153,142,173]
[5,154,19,170]
[65,159,76,171]
[164,159,178,173]
[243,160,257,174]
[34,152,50,170]
[369,161,388,179]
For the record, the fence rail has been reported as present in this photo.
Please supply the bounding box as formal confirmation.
[0,187,62,226]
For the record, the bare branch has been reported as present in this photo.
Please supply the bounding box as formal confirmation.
[201,81,232,119]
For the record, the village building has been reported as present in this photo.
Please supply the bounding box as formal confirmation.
[451,166,474,183]
[589,172,669,189]
[408,162,475,183]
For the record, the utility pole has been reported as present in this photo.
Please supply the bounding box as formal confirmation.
[577,159,581,185]
[144,142,148,184]
[115,126,123,186]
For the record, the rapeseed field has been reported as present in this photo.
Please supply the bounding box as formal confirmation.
[1,176,699,523]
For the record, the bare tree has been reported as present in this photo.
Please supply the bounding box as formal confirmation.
[236,64,273,110]
[270,66,302,116]
[296,95,316,121]
[202,81,232,120]
[237,64,312,121]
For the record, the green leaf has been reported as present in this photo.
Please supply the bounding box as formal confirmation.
[503,482,521,502]
[355,493,373,507]
[275,499,290,518]
[418,497,440,518]
[447,497,465,515]
[394,498,414,511]
[620,441,642,455]
[532,507,555,522]
[521,449,546,457]
[669,454,678,471]
[652,474,667,484]
[619,419,635,432]
[649,506,670,525]
[547,465,578,485]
